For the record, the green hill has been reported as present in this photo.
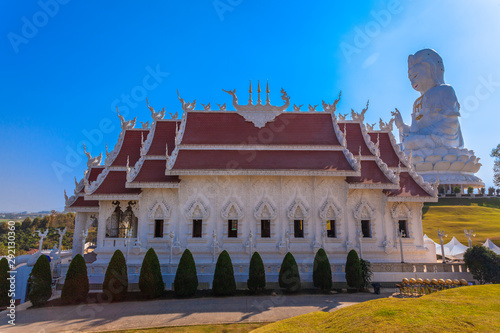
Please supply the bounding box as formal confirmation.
[253,285,500,333]
[422,198,500,245]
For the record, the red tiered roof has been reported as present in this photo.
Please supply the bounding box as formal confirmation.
[132,160,180,183]
[146,121,180,156]
[368,132,403,168]
[75,166,104,194]
[182,112,341,146]
[384,172,433,198]
[171,150,354,171]
[68,196,99,208]
[65,107,437,206]
[92,171,141,196]
[346,160,393,185]
[338,122,372,156]
[68,166,105,209]
[112,129,149,167]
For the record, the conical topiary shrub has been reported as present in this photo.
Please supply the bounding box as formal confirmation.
[0,258,10,307]
[279,252,301,293]
[212,250,236,296]
[103,250,128,302]
[61,254,89,303]
[139,248,164,299]
[247,252,265,293]
[313,248,332,291]
[174,249,198,297]
[345,249,363,290]
[28,255,52,307]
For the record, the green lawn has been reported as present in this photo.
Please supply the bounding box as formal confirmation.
[252,285,500,333]
[422,203,500,245]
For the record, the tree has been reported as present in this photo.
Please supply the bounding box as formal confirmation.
[481,187,486,195]
[463,245,500,284]
[453,186,461,194]
[174,249,198,297]
[345,250,363,290]
[313,248,332,291]
[360,259,373,290]
[491,144,500,188]
[139,248,164,299]
[497,189,500,196]
[279,252,301,293]
[0,258,10,307]
[212,250,236,296]
[247,252,266,293]
[488,187,496,196]
[61,254,89,303]
[28,255,52,307]
[467,186,474,195]
[103,250,128,302]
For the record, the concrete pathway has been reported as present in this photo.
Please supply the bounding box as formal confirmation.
[0,290,393,332]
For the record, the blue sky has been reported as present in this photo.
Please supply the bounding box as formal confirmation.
[1,0,499,212]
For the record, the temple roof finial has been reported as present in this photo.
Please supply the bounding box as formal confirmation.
[257,80,262,105]
[248,80,253,105]
[266,81,270,105]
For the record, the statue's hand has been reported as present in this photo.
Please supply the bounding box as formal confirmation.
[391,108,404,128]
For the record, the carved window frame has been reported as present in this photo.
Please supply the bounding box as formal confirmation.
[254,198,278,239]
[390,202,414,241]
[221,199,244,240]
[148,201,171,239]
[353,201,377,241]
[319,199,342,242]
[105,201,138,239]
[185,198,210,240]
[287,198,310,239]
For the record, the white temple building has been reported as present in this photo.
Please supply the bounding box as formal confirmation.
[64,80,443,287]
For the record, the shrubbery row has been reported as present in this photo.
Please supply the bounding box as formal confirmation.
[21,248,374,306]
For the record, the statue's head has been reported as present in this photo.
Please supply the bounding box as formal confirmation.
[408,49,445,94]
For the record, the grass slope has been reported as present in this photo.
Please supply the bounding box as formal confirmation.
[422,198,500,245]
[253,285,500,333]
[105,323,266,333]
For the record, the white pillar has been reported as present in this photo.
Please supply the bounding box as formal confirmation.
[73,213,86,257]
[97,206,107,250]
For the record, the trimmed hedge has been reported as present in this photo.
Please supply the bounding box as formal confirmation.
[139,248,164,299]
[360,258,373,290]
[61,254,89,303]
[212,250,236,296]
[279,252,301,293]
[103,250,128,302]
[0,258,10,307]
[174,249,198,297]
[247,252,265,293]
[313,248,332,291]
[345,249,363,290]
[28,255,52,307]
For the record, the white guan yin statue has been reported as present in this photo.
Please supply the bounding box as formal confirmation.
[393,49,483,191]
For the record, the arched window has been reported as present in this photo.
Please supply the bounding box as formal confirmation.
[105,201,138,238]
[287,198,310,239]
[319,199,342,240]
[353,201,376,239]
